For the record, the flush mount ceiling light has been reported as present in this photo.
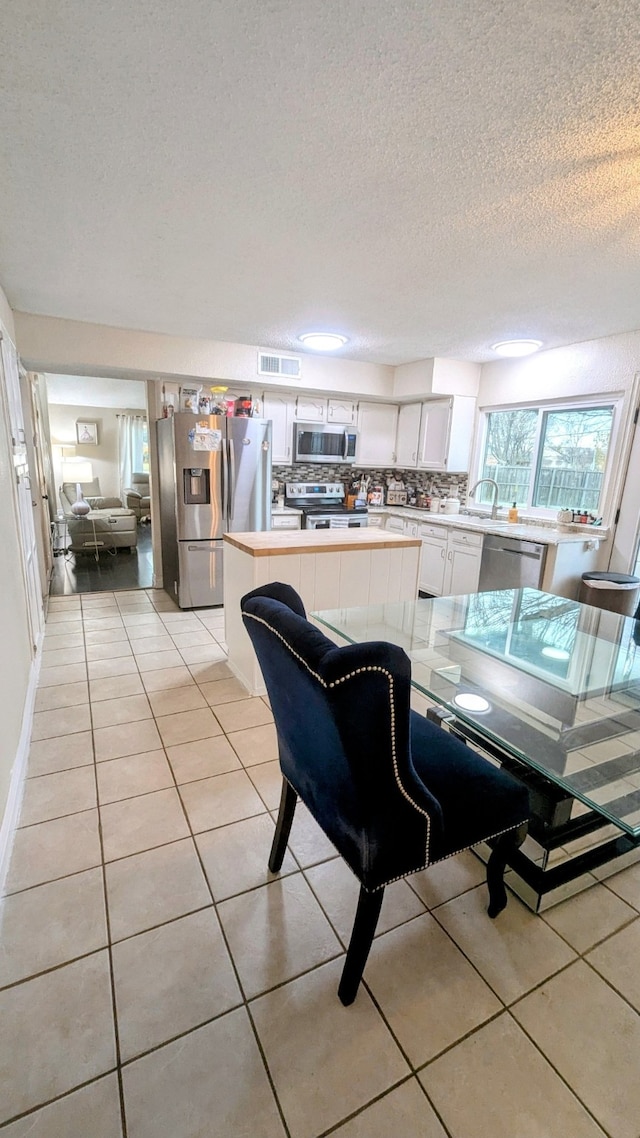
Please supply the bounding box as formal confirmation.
[491,339,543,357]
[453,692,491,713]
[298,332,349,351]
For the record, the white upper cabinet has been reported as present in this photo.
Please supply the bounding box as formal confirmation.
[295,395,326,422]
[395,403,422,467]
[418,396,475,472]
[263,393,296,464]
[356,402,399,467]
[327,398,357,425]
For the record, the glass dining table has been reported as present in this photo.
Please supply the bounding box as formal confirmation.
[313,587,640,910]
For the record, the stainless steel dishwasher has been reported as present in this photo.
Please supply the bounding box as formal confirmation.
[478,534,547,591]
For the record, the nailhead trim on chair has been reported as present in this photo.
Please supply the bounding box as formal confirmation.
[244,611,432,873]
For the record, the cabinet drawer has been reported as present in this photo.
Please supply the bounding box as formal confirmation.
[271,514,301,530]
[450,529,483,548]
[419,523,447,541]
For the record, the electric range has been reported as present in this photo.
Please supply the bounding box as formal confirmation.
[284,482,369,530]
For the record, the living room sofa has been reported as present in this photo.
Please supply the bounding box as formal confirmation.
[124,472,151,521]
[60,480,138,554]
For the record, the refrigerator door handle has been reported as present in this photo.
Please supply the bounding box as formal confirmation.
[220,439,227,521]
[227,436,236,523]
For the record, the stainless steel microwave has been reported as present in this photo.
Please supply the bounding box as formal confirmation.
[293,422,358,464]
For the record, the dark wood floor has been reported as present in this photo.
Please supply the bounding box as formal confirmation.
[49,523,154,595]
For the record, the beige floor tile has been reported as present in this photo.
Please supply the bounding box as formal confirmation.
[196,814,297,901]
[20,766,97,827]
[0,868,107,988]
[283,801,338,867]
[88,656,139,680]
[84,627,129,645]
[365,913,501,1067]
[605,860,640,910]
[40,645,86,667]
[251,957,408,1138]
[179,769,265,833]
[93,719,162,762]
[155,706,222,747]
[83,616,125,632]
[542,883,637,952]
[228,721,278,766]
[160,613,204,629]
[188,660,233,684]
[247,759,284,810]
[91,693,152,729]
[513,961,640,1138]
[6,809,102,893]
[587,918,640,1011]
[178,643,227,666]
[420,1012,606,1138]
[0,951,116,1125]
[122,1008,285,1138]
[409,849,487,909]
[214,697,273,734]
[27,731,94,777]
[199,676,252,706]
[105,838,210,942]
[166,734,240,783]
[125,622,169,640]
[100,787,189,861]
[38,662,87,687]
[306,859,426,946]
[86,641,133,663]
[113,908,241,1061]
[146,685,207,716]
[81,594,116,606]
[0,1072,122,1138]
[96,750,174,805]
[218,873,341,998]
[45,612,83,626]
[435,885,576,1004]
[331,1081,447,1138]
[136,648,184,672]
[34,680,89,712]
[170,629,215,648]
[31,703,91,741]
[140,665,195,692]
[42,630,85,649]
[131,635,175,655]
[90,673,145,702]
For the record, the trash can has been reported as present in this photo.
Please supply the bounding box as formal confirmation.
[578,571,640,617]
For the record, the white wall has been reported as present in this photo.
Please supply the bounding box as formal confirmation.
[0,285,33,837]
[48,402,144,501]
[15,312,395,399]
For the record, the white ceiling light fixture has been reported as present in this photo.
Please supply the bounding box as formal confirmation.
[491,339,543,357]
[298,332,349,351]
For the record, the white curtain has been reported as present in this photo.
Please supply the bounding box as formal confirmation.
[117,414,146,500]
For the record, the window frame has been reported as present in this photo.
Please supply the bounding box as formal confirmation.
[472,395,623,520]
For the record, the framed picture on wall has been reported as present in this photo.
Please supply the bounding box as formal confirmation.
[76,420,98,446]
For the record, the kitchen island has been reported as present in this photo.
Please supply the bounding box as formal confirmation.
[224,529,421,694]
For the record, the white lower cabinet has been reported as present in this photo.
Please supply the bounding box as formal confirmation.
[271,513,301,530]
[385,514,405,534]
[418,522,482,596]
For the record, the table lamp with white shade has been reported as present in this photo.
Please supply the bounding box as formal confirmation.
[62,459,94,516]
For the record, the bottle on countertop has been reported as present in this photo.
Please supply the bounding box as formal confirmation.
[508,502,519,523]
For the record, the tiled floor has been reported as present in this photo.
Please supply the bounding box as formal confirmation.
[3,589,640,1136]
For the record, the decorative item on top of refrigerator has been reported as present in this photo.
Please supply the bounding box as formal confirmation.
[156,412,271,609]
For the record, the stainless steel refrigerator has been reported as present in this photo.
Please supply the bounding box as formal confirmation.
[157,413,272,608]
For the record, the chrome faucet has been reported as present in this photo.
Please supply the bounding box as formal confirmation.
[468,478,500,519]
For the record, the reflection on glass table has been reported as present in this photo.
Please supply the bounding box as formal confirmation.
[313,589,640,839]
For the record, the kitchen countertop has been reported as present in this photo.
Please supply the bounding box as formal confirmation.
[369,506,608,547]
[223,529,421,557]
[271,505,303,515]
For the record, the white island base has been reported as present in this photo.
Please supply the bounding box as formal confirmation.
[223,529,421,695]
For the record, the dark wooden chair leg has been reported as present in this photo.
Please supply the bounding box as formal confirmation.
[486,823,528,918]
[268,778,297,873]
[338,885,384,1006]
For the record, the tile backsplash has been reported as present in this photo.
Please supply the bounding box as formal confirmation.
[273,464,468,501]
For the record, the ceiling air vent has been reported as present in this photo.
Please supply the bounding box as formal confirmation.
[257,351,302,379]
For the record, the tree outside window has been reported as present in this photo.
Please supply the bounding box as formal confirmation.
[479,404,614,512]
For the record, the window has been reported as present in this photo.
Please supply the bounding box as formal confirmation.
[141,420,150,473]
[477,402,615,513]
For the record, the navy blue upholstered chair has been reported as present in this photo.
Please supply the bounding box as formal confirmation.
[241,582,530,1005]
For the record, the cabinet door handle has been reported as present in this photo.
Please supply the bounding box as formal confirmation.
[448,551,452,560]
[440,547,445,558]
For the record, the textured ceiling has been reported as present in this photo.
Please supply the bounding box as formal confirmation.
[2,0,640,364]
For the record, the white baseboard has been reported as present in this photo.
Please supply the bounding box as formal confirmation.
[0,647,41,895]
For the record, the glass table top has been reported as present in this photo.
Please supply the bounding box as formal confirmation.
[313,588,640,836]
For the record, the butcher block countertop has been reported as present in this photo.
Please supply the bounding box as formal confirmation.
[223,530,421,557]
